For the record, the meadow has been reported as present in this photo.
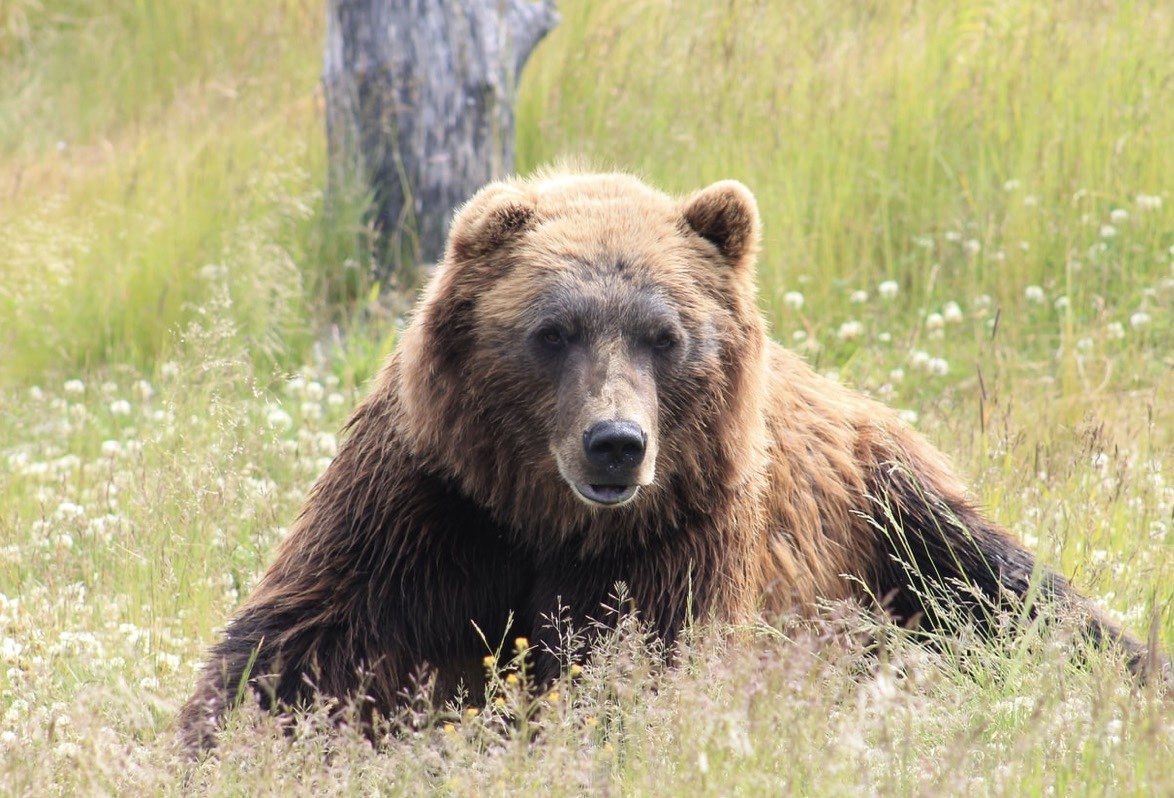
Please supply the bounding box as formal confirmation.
[0,0,1171,794]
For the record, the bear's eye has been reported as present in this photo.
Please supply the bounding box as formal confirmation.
[537,326,568,348]
[651,331,678,351]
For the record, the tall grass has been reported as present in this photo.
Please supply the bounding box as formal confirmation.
[0,0,1170,794]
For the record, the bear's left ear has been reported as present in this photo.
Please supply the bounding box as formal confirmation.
[680,180,761,271]
[446,182,537,264]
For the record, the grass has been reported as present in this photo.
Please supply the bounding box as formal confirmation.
[0,0,1171,794]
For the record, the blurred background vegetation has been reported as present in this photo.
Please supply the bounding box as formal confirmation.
[0,2,1170,792]
[1,0,1169,382]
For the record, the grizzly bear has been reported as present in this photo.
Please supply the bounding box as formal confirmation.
[179,171,1159,752]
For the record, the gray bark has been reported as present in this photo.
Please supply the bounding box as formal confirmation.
[323,0,559,284]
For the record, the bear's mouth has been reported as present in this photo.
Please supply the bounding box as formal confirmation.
[574,483,639,507]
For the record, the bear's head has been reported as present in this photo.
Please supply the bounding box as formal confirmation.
[396,172,768,549]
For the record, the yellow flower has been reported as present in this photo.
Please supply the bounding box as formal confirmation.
[494,697,506,708]
[443,723,456,734]
[585,716,599,728]
[514,636,529,651]
[569,664,583,678]
[546,690,560,702]
[505,673,519,686]
[482,654,496,668]
[465,707,480,718]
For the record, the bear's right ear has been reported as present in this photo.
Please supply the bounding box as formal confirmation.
[445,183,537,264]
[680,180,761,273]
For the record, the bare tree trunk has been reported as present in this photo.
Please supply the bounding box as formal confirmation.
[323,0,559,285]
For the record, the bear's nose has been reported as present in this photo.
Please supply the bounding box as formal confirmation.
[583,421,646,471]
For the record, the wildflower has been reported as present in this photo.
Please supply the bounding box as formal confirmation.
[1024,285,1045,304]
[783,291,805,310]
[160,361,180,379]
[1003,179,1021,192]
[1023,195,1039,207]
[1092,452,1109,469]
[791,330,807,342]
[266,408,293,430]
[849,290,869,304]
[837,321,863,341]
[1109,208,1129,224]
[925,313,944,331]
[899,409,919,426]
[483,655,496,668]
[889,368,905,383]
[63,379,85,395]
[100,440,121,457]
[927,357,950,376]
[1129,311,1151,330]
[878,280,899,299]
[28,386,44,401]
[109,399,131,416]
[301,402,322,422]
[327,392,346,408]
[505,673,519,686]
[1099,224,1117,239]
[305,381,325,401]
[1106,322,1125,340]
[963,239,981,255]
[569,663,583,678]
[1135,194,1162,211]
[443,723,456,734]
[546,689,560,702]
[133,380,154,401]
[698,751,710,774]
[514,636,529,651]
[1053,296,1070,311]
[465,707,480,718]
[942,301,963,324]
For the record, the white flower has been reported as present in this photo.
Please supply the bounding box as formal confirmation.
[1109,208,1129,224]
[889,368,905,383]
[837,321,863,341]
[327,392,346,408]
[791,330,807,342]
[1106,322,1125,340]
[908,350,930,369]
[942,301,963,324]
[100,440,121,457]
[898,409,919,425]
[0,637,22,661]
[849,290,869,304]
[1003,179,1021,192]
[1053,295,1070,311]
[1099,224,1117,238]
[963,239,981,255]
[783,291,805,310]
[266,408,293,430]
[28,386,44,401]
[301,402,323,422]
[1092,452,1109,469]
[878,280,899,299]
[927,357,950,376]
[160,361,180,379]
[63,379,85,396]
[1135,194,1162,211]
[305,381,325,401]
[133,380,154,401]
[109,399,132,416]
[1129,311,1151,330]
[1023,194,1039,207]
[1024,285,1045,304]
[925,313,945,331]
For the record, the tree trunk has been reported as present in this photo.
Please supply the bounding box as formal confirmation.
[323,0,559,285]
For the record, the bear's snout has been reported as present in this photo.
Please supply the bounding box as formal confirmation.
[583,421,647,471]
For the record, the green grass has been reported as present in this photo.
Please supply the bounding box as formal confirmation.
[0,0,1171,794]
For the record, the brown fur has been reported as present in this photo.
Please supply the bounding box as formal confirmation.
[178,171,1162,753]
